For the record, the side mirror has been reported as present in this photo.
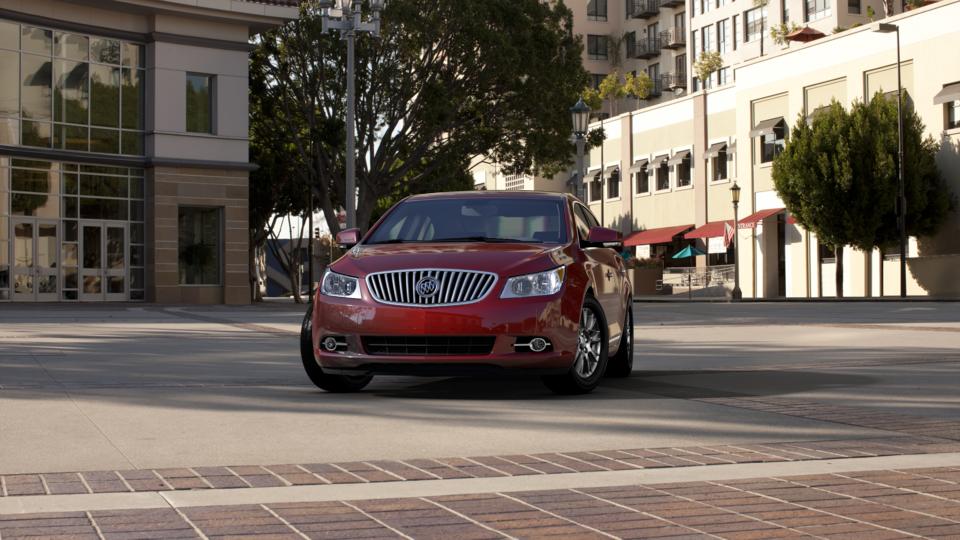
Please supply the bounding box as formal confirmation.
[336,228,361,248]
[586,226,622,249]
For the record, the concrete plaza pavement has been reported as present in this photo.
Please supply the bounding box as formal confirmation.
[2,301,960,538]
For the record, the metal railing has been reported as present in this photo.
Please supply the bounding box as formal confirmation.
[661,72,687,90]
[657,265,735,298]
[659,27,686,48]
[633,37,661,59]
[628,0,660,18]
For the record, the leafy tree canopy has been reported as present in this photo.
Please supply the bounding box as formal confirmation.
[251,0,587,234]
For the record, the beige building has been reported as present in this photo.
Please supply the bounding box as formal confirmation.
[0,0,297,304]
[584,0,960,298]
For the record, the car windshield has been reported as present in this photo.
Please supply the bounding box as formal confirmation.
[366,197,568,245]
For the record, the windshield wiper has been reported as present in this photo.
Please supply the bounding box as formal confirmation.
[432,236,543,244]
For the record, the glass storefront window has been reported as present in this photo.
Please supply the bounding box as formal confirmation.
[0,161,145,301]
[186,73,214,134]
[179,207,221,285]
[0,18,145,155]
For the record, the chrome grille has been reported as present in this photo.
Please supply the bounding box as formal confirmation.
[365,269,497,307]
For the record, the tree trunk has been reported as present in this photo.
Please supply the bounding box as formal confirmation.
[289,259,303,304]
[834,245,844,298]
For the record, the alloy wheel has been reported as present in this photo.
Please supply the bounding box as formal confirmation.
[574,307,603,378]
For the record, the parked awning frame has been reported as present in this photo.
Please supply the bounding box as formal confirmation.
[750,117,785,137]
[933,82,960,105]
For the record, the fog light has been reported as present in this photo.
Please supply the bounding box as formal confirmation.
[529,337,549,352]
[322,337,340,352]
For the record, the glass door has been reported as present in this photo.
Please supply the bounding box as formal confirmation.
[105,224,127,301]
[11,219,59,302]
[80,221,127,301]
[80,223,103,301]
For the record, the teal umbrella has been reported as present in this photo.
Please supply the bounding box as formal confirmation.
[671,245,705,259]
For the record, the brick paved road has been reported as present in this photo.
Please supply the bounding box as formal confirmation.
[2,302,959,537]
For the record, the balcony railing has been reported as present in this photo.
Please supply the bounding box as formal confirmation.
[628,0,660,19]
[661,72,687,90]
[633,37,661,59]
[660,0,685,7]
[646,78,663,98]
[659,27,686,49]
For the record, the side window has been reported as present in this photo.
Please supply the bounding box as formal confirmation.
[582,206,601,229]
[572,205,592,243]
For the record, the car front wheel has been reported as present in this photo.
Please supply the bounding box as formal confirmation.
[542,295,608,395]
[300,307,373,393]
[606,302,633,378]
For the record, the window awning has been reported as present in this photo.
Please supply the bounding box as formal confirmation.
[704,142,727,159]
[667,149,690,165]
[685,220,734,239]
[750,117,785,137]
[650,155,668,167]
[629,159,649,172]
[933,82,960,105]
[624,224,694,247]
[738,208,784,229]
[604,165,620,177]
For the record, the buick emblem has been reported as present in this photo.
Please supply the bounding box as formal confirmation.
[415,276,440,298]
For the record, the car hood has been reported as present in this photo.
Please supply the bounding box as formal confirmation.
[334,242,572,277]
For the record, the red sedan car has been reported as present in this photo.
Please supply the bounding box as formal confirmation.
[300,191,633,394]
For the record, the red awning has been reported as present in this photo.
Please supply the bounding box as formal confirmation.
[738,208,785,229]
[685,220,734,239]
[624,224,694,247]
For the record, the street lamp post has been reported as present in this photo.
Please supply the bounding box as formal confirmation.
[570,98,591,202]
[874,22,907,298]
[318,0,386,230]
[730,181,742,301]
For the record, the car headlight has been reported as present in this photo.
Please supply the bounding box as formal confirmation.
[501,266,565,298]
[320,270,361,299]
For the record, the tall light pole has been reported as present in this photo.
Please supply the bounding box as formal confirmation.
[730,181,742,301]
[570,98,591,202]
[874,22,906,297]
[318,0,386,230]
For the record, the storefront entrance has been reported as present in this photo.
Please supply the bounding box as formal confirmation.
[11,218,59,302]
[80,222,128,302]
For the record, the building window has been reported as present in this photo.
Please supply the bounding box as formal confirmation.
[761,124,786,163]
[948,100,960,129]
[587,35,608,61]
[178,207,222,285]
[590,73,606,89]
[848,0,860,12]
[717,19,728,54]
[589,173,602,202]
[655,158,670,190]
[607,169,620,199]
[745,7,767,42]
[733,15,740,50]
[635,167,650,194]
[717,67,730,86]
[0,19,145,155]
[675,153,692,188]
[783,0,792,21]
[701,0,711,14]
[702,25,714,52]
[691,29,698,61]
[625,32,637,59]
[712,148,728,181]
[186,73,214,134]
[805,0,831,21]
[588,0,608,21]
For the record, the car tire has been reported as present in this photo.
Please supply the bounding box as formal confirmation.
[300,307,373,393]
[605,302,634,378]
[542,295,608,395]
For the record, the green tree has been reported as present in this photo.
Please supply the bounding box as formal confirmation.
[624,70,653,102]
[772,95,953,297]
[250,0,587,236]
[598,71,628,116]
[693,51,723,89]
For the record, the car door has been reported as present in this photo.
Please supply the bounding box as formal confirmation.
[573,204,625,344]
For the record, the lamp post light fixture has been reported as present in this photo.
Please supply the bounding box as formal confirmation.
[318,0,386,230]
[874,22,907,298]
[730,181,743,301]
[570,98,591,202]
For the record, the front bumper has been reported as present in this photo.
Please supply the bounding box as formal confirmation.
[311,293,577,375]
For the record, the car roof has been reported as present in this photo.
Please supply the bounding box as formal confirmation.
[404,191,573,202]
